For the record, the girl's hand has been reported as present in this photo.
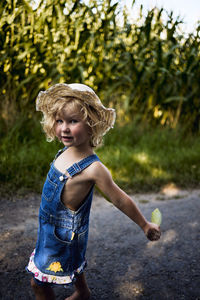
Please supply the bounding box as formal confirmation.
[143,222,161,241]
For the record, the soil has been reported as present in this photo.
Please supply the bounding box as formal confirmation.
[0,187,200,300]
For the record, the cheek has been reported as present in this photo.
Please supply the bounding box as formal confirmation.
[72,124,90,137]
[71,126,82,136]
[54,125,60,136]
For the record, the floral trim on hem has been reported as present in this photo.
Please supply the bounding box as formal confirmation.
[26,250,86,285]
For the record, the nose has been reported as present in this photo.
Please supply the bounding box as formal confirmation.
[61,122,70,133]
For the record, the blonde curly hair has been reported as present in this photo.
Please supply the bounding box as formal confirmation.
[36,83,116,147]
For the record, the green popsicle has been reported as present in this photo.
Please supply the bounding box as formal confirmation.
[151,208,162,226]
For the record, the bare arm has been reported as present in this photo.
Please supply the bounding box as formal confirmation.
[92,162,161,241]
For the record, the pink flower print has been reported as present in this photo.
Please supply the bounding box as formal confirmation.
[34,272,39,278]
[42,276,48,282]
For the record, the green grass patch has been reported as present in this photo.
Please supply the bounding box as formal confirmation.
[0,116,61,195]
[0,118,200,195]
[97,123,200,192]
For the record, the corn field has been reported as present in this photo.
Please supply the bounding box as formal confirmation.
[0,0,200,131]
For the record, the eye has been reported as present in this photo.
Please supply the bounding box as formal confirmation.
[70,119,78,124]
[56,119,63,124]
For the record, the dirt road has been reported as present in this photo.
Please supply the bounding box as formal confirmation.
[0,188,199,300]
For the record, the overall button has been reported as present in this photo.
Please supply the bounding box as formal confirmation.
[59,175,64,181]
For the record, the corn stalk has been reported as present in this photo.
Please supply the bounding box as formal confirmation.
[0,0,199,131]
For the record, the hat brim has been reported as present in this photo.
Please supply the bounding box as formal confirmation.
[36,83,116,135]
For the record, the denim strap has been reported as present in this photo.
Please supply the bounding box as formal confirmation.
[66,154,100,177]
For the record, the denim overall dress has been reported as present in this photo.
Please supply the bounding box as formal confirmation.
[27,147,100,285]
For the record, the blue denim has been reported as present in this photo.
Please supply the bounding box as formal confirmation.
[30,147,100,281]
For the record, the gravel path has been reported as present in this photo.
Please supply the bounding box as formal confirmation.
[0,189,200,300]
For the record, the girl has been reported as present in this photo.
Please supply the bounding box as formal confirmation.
[27,83,161,300]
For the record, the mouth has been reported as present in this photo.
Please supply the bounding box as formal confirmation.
[61,136,73,142]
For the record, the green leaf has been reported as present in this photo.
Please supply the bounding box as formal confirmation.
[164,96,187,103]
[151,208,162,226]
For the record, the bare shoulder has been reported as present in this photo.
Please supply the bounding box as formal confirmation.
[87,160,113,184]
[87,160,124,206]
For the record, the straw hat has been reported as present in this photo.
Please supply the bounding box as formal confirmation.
[36,83,116,135]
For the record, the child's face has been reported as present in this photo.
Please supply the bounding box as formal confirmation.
[55,104,91,148]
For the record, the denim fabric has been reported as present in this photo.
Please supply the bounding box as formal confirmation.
[31,147,100,280]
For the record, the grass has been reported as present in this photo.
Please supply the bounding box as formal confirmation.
[0,117,200,195]
[98,123,200,192]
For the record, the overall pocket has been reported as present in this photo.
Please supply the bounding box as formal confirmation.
[54,226,73,244]
[42,175,57,202]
